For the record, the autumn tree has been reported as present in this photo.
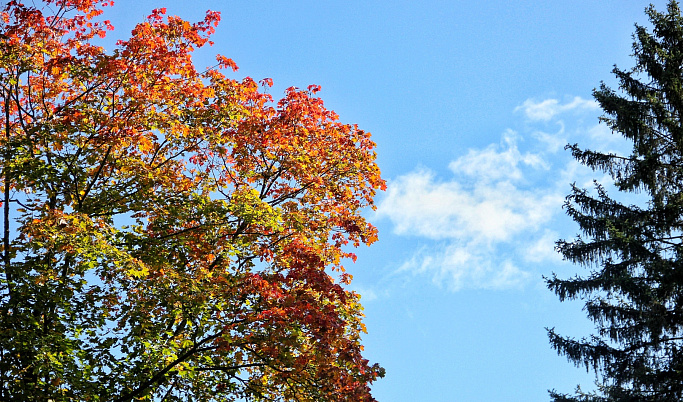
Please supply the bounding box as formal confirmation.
[547,1,683,400]
[0,0,385,400]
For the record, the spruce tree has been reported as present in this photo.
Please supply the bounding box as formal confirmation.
[548,1,683,400]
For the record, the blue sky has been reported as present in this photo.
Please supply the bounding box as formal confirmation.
[107,1,669,400]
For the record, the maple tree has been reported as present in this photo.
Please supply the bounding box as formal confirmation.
[0,0,385,400]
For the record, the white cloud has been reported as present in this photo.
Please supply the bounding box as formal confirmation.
[588,121,612,143]
[378,134,561,244]
[524,229,562,263]
[352,286,378,302]
[532,121,567,154]
[378,165,560,290]
[377,134,565,290]
[492,261,532,289]
[398,244,531,291]
[373,94,613,291]
[515,97,598,122]
[586,122,635,157]
[378,95,606,292]
[378,169,561,243]
[448,130,548,182]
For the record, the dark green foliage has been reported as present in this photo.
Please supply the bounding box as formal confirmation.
[548,1,683,400]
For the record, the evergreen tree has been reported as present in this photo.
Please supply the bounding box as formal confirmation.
[548,1,683,400]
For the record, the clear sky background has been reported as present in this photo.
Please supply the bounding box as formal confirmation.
[103,1,670,400]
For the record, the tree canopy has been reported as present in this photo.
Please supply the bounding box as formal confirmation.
[547,1,683,400]
[0,0,385,400]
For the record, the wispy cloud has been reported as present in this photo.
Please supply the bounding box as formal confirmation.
[397,244,532,291]
[351,285,379,302]
[515,96,598,122]
[378,96,602,291]
[532,122,567,153]
[378,167,560,244]
[448,130,548,182]
[524,229,563,263]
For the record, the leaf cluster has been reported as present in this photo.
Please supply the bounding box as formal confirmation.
[0,1,385,400]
